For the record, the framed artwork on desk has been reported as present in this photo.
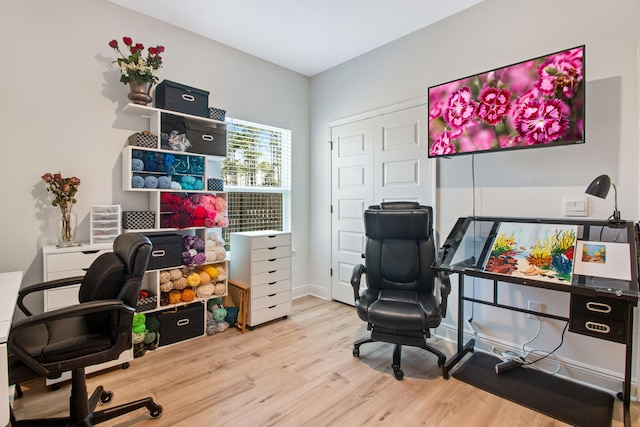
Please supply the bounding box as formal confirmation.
[483,222,578,284]
[573,241,631,281]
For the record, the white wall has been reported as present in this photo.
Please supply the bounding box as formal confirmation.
[0,0,310,303]
[310,0,640,392]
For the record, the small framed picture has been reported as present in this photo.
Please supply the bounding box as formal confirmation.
[573,241,631,281]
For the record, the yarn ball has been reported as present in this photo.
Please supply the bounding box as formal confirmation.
[169,289,182,304]
[170,181,182,190]
[206,310,213,321]
[133,323,147,334]
[159,271,171,283]
[212,307,227,322]
[225,307,239,324]
[186,272,201,287]
[133,313,146,328]
[131,158,144,171]
[198,271,211,285]
[204,266,219,279]
[206,320,218,336]
[144,176,159,189]
[196,283,215,298]
[169,269,183,281]
[133,342,146,358]
[193,252,207,265]
[173,276,188,290]
[159,281,173,293]
[213,283,226,295]
[132,175,145,188]
[182,288,196,302]
[158,176,172,189]
[207,298,224,312]
[132,332,146,345]
[216,321,230,332]
[146,316,160,332]
[214,247,226,261]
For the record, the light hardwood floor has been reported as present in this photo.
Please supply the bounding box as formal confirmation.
[11,296,638,426]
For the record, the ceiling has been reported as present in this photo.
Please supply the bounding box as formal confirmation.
[108,0,484,76]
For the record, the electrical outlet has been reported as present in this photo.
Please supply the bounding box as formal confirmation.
[528,300,542,319]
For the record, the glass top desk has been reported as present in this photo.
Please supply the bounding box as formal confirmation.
[434,216,639,426]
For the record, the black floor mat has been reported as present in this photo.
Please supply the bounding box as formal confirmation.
[452,352,614,427]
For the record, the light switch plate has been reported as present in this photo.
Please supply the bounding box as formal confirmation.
[563,196,588,217]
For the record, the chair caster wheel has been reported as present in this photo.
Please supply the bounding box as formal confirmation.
[353,347,360,357]
[617,392,624,401]
[99,390,114,405]
[148,403,163,418]
[48,383,61,392]
[394,369,404,380]
[122,362,130,369]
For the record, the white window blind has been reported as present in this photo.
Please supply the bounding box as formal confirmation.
[221,118,291,246]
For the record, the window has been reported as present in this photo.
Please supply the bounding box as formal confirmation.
[221,118,291,248]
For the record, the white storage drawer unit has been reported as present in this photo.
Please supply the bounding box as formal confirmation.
[230,231,292,328]
[42,243,132,387]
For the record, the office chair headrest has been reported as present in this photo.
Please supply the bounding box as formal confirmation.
[113,233,152,277]
[364,203,433,240]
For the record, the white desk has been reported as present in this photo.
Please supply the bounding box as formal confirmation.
[1,271,22,427]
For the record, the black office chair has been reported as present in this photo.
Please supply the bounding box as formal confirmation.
[351,202,451,380]
[8,233,163,426]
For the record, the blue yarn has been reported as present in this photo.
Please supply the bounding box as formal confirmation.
[144,176,159,189]
[158,176,172,189]
[132,175,145,188]
[131,158,144,172]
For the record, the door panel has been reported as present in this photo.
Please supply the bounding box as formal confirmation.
[331,104,433,305]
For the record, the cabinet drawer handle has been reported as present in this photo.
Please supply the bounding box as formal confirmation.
[585,321,610,334]
[268,282,277,285]
[586,302,612,313]
[268,259,276,262]
[268,235,277,238]
[181,94,195,102]
[268,247,276,250]
[268,305,277,309]
[268,270,276,274]
[81,250,100,254]
[177,319,190,326]
[152,250,166,257]
[268,293,276,297]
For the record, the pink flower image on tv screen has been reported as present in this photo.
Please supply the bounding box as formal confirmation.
[428,45,585,158]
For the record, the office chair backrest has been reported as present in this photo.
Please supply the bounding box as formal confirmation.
[364,202,436,294]
[78,233,152,334]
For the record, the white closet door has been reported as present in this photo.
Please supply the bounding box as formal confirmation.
[330,118,374,305]
[330,104,433,305]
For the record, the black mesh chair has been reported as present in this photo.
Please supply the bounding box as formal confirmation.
[8,233,163,426]
[351,202,451,380]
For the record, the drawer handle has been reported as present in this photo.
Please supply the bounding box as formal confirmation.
[201,134,214,141]
[181,94,195,102]
[268,259,276,262]
[268,270,276,274]
[152,250,166,258]
[586,302,612,313]
[268,282,277,285]
[268,293,276,297]
[268,247,276,250]
[268,235,277,238]
[177,319,190,326]
[268,305,277,309]
[81,250,100,254]
[585,321,610,334]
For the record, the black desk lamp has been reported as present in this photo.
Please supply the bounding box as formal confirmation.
[585,174,623,224]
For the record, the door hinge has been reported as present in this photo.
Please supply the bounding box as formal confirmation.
[329,140,333,150]
[330,268,333,277]
[330,205,333,214]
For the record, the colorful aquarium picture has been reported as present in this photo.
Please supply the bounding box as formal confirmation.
[581,243,606,264]
[483,222,578,284]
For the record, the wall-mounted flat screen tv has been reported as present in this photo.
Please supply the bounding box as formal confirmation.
[428,45,585,158]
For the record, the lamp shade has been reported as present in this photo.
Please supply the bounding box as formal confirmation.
[585,174,611,199]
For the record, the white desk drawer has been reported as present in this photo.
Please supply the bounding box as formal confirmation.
[250,233,291,250]
[249,299,291,326]
[44,285,80,311]
[46,250,108,273]
[252,279,291,299]
[47,270,86,281]
[251,245,290,262]
[252,256,291,274]
[252,268,291,286]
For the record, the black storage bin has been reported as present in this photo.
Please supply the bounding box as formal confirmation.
[145,233,182,270]
[158,303,204,346]
[186,122,227,156]
[155,80,209,118]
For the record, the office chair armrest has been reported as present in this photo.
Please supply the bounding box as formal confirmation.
[351,264,367,302]
[9,299,135,377]
[17,275,85,317]
[437,271,452,317]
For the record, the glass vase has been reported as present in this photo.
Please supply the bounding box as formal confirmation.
[56,202,80,248]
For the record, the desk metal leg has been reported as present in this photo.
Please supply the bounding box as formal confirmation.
[443,273,475,379]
